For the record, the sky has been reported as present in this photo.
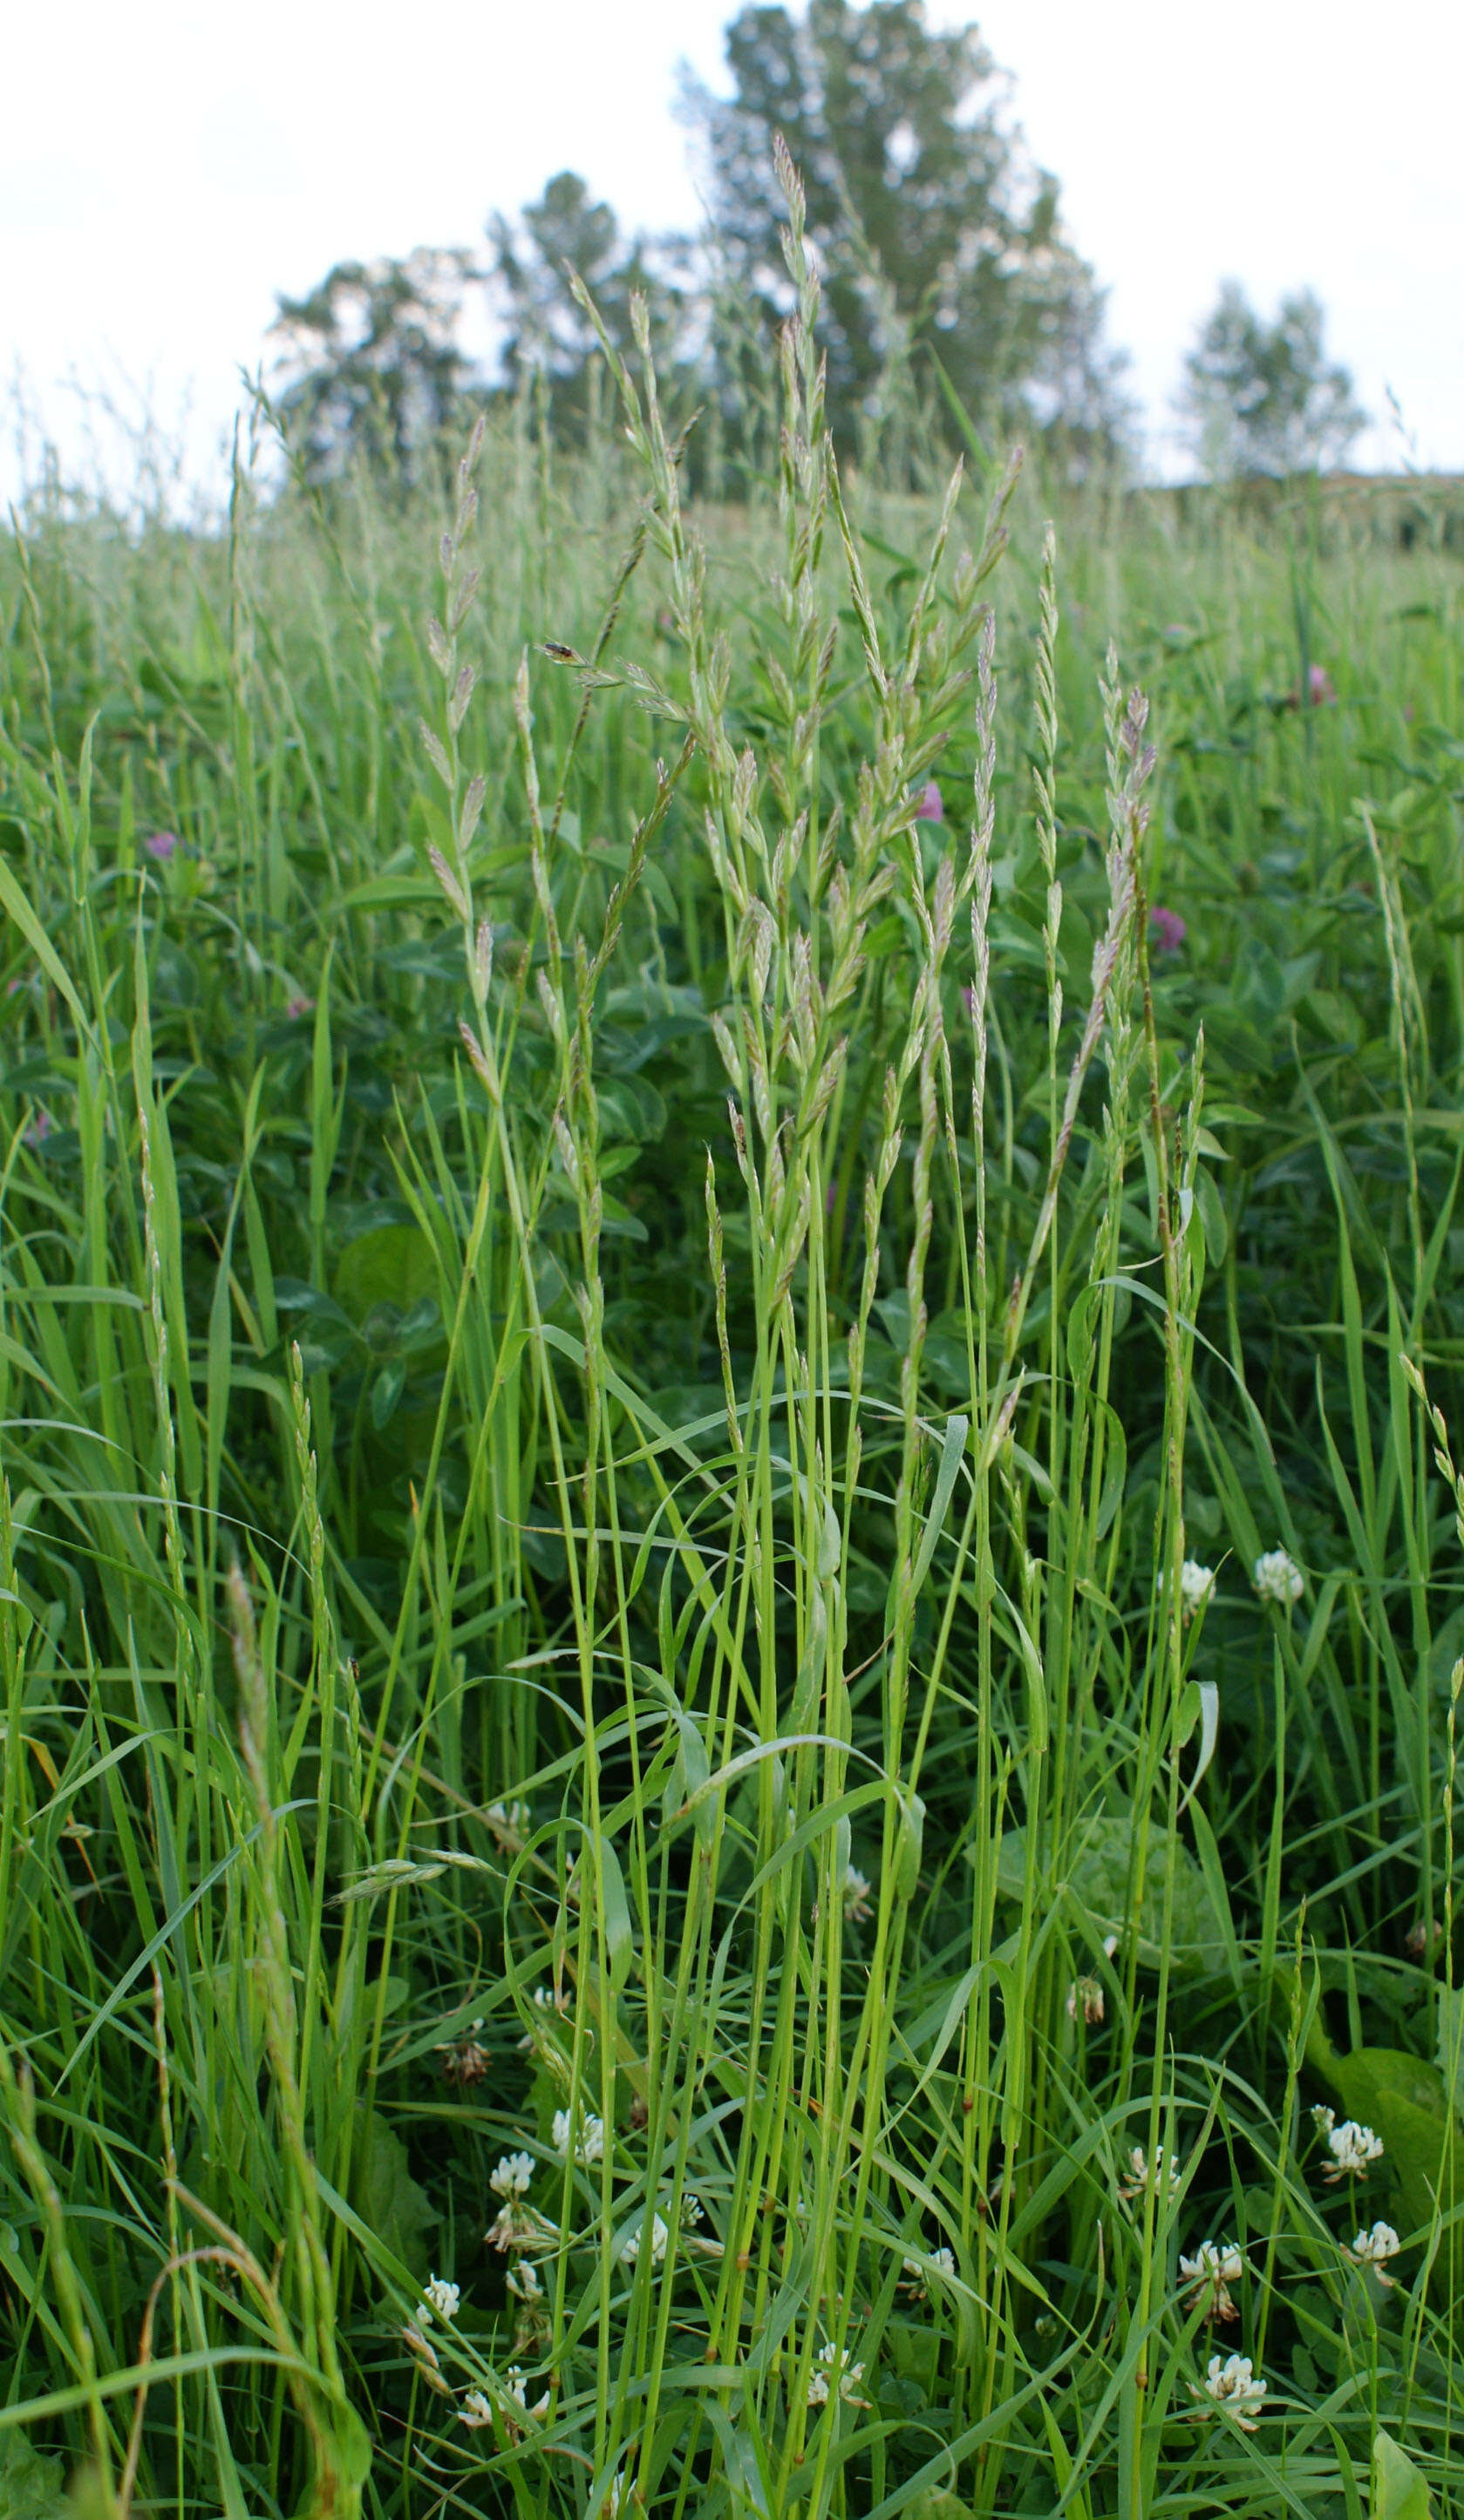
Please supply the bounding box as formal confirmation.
[3,0,1461,506]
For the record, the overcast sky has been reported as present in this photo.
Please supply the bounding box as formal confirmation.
[3,0,1460,505]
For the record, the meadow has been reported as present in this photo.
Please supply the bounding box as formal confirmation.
[3,189,1464,2519]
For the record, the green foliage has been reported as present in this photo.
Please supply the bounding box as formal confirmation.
[0,2440,66,2520]
[3,151,1464,2520]
[1374,2431,1434,2520]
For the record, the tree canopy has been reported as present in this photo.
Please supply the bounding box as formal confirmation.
[1177,283,1367,479]
[679,0,1129,466]
[269,250,474,484]
[268,3,1145,486]
[487,173,691,445]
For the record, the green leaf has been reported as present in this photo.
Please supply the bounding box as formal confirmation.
[1435,1983,1464,2117]
[370,1359,407,1430]
[894,1789,926,1900]
[909,1414,970,1601]
[351,2105,438,2277]
[1194,1165,1228,1266]
[998,1812,1226,1969]
[335,1225,439,1324]
[596,1837,635,1994]
[1305,2019,1459,2256]
[885,2318,940,2390]
[1373,2430,1433,2520]
[0,2438,66,2520]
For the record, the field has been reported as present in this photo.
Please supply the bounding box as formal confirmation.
[4,229,1464,2520]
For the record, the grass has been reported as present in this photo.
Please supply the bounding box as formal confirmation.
[3,163,1464,2518]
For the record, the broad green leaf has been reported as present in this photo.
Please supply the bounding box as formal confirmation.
[1435,1983,1464,2117]
[1306,2015,1460,2262]
[1373,2430,1433,2520]
[998,1813,1225,1969]
[351,2105,438,2277]
[335,1224,439,1323]
[0,2438,66,2520]
[908,1413,970,1600]
[596,1836,635,1994]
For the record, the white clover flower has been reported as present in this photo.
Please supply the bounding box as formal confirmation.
[806,2339,867,2408]
[506,2259,541,2303]
[680,2192,705,2227]
[1253,1548,1303,1606]
[435,2015,489,2087]
[1323,2119,1384,2182]
[459,2388,494,2429]
[620,2212,671,2266]
[1196,2351,1267,2429]
[505,2365,550,2418]
[490,2150,535,2200]
[486,1797,532,1835]
[1311,2103,1336,2136]
[1117,2143,1176,2204]
[1179,2238,1244,2323]
[1066,1975,1105,2024]
[517,1984,573,2069]
[902,2245,957,2299]
[422,2274,460,2322]
[1179,1559,1216,1620]
[842,1865,874,1924]
[1349,2220,1401,2282]
[485,2195,558,2254]
[553,2107,605,2166]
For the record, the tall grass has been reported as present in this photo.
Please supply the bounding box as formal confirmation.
[3,157,1464,2518]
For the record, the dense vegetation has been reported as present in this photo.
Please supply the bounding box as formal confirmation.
[3,170,1464,2520]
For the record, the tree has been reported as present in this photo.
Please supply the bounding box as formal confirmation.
[679,0,1128,470]
[1177,283,1366,479]
[488,173,694,445]
[269,249,476,485]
